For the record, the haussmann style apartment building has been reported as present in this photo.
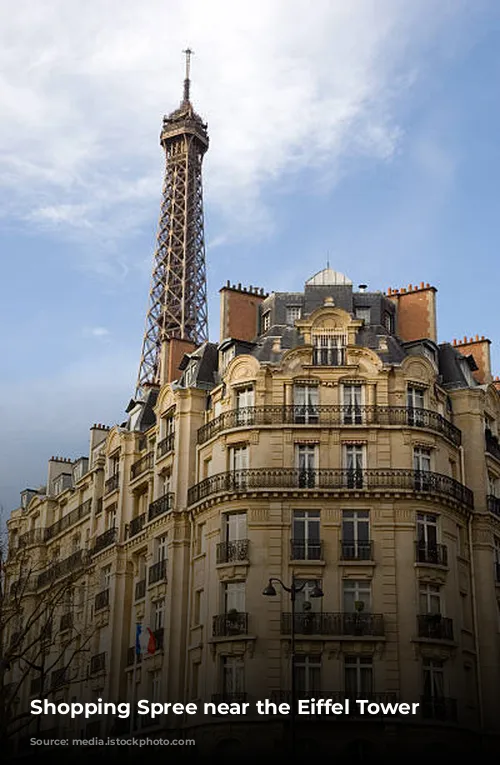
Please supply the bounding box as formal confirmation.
[5,269,500,758]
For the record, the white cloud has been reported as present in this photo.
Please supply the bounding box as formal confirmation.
[0,0,466,264]
[83,326,110,338]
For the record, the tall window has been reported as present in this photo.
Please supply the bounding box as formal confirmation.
[155,535,168,562]
[295,444,317,488]
[312,331,347,366]
[342,511,370,559]
[407,386,425,426]
[101,565,111,590]
[344,444,365,488]
[223,582,245,613]
[489,474,499,497]
[224,512,247,542]
[416,513,441,564]
[152,599,165,631]
[262,311,271,332]
[286,305,302,325]
[423,659,444,698]
[229,445,249,488]
[222,656,244,696]
[345,656,373,697]
[294,655,321,696]
[293,384,319,424]
[419,583,442,614]
[292,510,321,560]
[342,384,363,425]
[150,670,161,702]
[414,447,432,490]
[106,505,116,530]
[343,580,372,613]
[235,387,254,425]
[162,412,175,439]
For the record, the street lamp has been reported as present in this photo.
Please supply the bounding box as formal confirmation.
[263,576,324,751]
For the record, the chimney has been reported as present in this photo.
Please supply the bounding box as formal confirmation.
[358,284,367,293]
[453,336,492,385]
[159,336,197,384]
[219,283,267,343]
[386,283,437,343]
[493,376,500,393]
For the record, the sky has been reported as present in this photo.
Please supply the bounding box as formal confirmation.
[1,0,500,514]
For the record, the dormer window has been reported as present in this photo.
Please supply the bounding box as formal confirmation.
[384,312,394,333]
[184,362,197,387]
[220,345,235,374]
[286,306,301,325]
[312,330,347,366]
[262,311,271,332]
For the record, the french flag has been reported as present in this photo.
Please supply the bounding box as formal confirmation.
[135,623,157,656]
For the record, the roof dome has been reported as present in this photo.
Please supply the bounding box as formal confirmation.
[306,268,352,286]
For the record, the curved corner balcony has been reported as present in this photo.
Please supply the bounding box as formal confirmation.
[187,468,473,511]
[197,405,461,446]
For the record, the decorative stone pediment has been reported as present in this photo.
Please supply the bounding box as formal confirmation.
[401,356,435,384]
[225,355,260,385]
[156,385,176,415]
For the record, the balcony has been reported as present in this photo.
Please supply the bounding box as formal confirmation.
[89,652,106,675]
[91,526,117,556]
[157,433,174,458]
[415,542,448,567]
[135,579,146,601]
[148,559,167,585]
[485,429,500,461]
[417,614,454,641]
[37,549,90,589]
[95,588,110,612]
[420,696,457,722]
[60,613,73,631]
[148,493,174,522]
[212,612,249,637]
[281,612,384,637]
[44,499,92,541]
[487,495,500,518]
[104,473,120,495]
[131,452,154,480]
[188,469,473,511]
[216,539,249,564]
[290,539,323,561]
[128,513,146,539]
[197,405,461,446]
[18,528,45,549]
[340,541,373,561]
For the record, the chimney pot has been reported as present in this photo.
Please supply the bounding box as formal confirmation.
[408,284,412,291]
[420,281,424,289]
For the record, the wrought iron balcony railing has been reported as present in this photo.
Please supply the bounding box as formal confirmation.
[91,526,117,556]
[37,549,90,589]
[290,539,323,561]
[44,499,92,541]
[281,612,384,637]
[216,539,249,564]
[415,542,448,566]
[487,495,500,518]
[340,540,373,561]
[18,528,45,549]
[128,513,146,539]
[135,579,146,601]
[148,559,167,585]
[157,433,175,458]
[60,612,73,631]
[420,695,458,722]
[485,429,500,461]
[95,588,110,612]
[89,652,106,675]
[148,492,174,522]
[197,405,461,446]
[130,452,154,480]
[212,612,249,637]
[188,469,473,510]
[417,614,454,641]
[104,473,120,495]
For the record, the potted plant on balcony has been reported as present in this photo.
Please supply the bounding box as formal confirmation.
[226,608,241,635]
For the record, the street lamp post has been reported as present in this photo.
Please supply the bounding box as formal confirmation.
[263,576,323,752]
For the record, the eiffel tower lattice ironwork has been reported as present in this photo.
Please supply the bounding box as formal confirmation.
[136,49,209,397]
